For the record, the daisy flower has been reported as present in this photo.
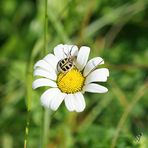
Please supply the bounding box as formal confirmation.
[32,44,109,112]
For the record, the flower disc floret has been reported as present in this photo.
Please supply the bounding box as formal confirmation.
[57,68,85,93]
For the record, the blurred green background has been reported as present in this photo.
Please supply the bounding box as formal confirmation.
[0,0,148,147]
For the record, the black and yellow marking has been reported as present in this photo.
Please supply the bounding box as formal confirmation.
[62,68,67,71]
[58,58,73,72]
[65,65,69,69]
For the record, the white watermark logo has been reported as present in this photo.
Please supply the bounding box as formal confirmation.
[135,132,143,142]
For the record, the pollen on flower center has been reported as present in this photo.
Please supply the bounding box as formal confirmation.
[57,68,85,93]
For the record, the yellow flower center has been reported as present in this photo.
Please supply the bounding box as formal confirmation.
[57,68,85,93]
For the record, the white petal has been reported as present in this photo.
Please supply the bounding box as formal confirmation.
[54,44,65,60]
[63,44,78,57]
[54,44,78,60]
[40,88,61,108]
[83,83,108,93]
[34,68,57,80]
[32,78,57,89]
[74,92,86,112]
[64,94,75,111]
[44,54,58,72]
[50,92,66,111]
[76,46,90,71]
[85,68,109,84]
[34,60,54,72]
[70,45,78,57]
[83,57,104,77]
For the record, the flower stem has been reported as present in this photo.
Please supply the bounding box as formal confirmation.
[24,112,30,148]
[42,108,51,148]
[24,49,33,148]
[42,0,50,148]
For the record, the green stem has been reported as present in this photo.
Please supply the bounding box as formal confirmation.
[42,108,51,148]
[24,112,30,148]
[42,0,50,147]
[24,49,33,148]
[44,0,48,55]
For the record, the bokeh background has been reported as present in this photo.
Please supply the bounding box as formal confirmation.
[0,0,148,147]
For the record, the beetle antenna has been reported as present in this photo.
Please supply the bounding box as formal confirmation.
[69,45,75,56]
[63,48,68,57]
[87,60,104,76]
